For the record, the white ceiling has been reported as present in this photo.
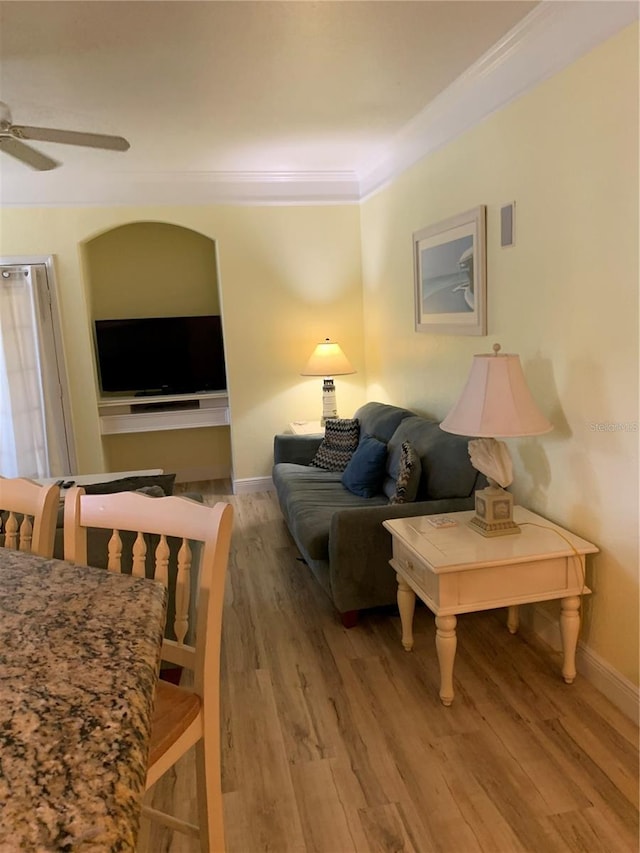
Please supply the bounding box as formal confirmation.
[0,1,636,205]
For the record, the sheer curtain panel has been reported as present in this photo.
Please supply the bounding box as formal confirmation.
[0,267,50,477]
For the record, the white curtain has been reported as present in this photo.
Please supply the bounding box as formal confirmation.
[0,267,50,477]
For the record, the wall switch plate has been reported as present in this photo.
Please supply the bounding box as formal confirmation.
[500,202,515,247]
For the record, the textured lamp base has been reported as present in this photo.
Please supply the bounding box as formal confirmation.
[468,515,521,537]
[469,485,521,537]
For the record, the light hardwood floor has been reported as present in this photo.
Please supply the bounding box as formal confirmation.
[138,484,639,852]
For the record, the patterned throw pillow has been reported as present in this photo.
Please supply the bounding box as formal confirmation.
[310,418,360,472]
[390,441,421,504]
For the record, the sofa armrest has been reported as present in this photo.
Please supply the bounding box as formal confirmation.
[273,433,323,465]
[328,496,475,612]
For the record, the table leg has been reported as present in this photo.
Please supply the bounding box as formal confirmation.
[435,614,457,706]
[560,595,581,684]
[396,574,416,651]
[507,605,520,634]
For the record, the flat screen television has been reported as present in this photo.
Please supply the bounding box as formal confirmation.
[94,315,227,396]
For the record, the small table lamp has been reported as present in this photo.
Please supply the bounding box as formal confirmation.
[440,343,553,536]
[301,338,356,424]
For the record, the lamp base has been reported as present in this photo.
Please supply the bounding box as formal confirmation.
[320,378,338,425]
[468,484,521,537]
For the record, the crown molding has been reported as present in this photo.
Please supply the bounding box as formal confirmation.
[0,169,362,207]
[359,0,639,199]
[1,2,636,208]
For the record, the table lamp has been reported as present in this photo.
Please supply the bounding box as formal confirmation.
[440,343,553,536]
[301,338,356,424]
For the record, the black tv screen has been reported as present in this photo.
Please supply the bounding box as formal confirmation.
[94,315,227,395]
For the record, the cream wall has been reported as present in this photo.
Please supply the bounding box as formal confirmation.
[0,204,366,483]
[360,25,639,685]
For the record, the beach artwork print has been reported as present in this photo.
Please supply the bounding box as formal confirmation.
[413,206,487,336]
[420,234,474,314]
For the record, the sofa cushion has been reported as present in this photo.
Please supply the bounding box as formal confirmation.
[81,473,177,496]
[273,462,388,560]
[310,418,360,472]
[388,417,479,500]
[341,434,387,498]
[354,402,414,444]
[388,441,421,504]
[287,486,388,561]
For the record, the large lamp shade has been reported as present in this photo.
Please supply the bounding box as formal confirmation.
[440,344,552,537]
[301,340,355,377]
[440,348,552,438]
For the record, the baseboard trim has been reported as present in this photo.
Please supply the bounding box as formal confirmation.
[519,603,639,724]
[232,476,274,495]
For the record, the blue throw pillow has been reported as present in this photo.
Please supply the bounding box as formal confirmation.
[341,434,388,498]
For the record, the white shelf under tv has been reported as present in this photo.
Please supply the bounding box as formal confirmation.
[98,391,229,435]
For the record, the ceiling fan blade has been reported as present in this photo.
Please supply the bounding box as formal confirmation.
[0,136,59,170]
[13,125,130,151]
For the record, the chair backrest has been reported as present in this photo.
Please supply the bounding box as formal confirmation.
[0,477,60,557]
[63,487,233,690]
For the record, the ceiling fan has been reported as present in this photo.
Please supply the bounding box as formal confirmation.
[0,101,130,171]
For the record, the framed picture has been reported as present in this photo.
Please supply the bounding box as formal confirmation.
[413,205,487,335]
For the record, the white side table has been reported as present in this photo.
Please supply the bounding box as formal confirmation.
[383,506,598,706]
[289,421,323,435]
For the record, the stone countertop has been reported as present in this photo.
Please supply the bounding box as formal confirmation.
[0,549,167,851]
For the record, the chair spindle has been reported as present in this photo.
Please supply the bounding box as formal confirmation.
[154,534,170,589]
[18,515,34,552]
[132,531,147,578]
[174,537,191,645]
[5,512,19,551]
[107,529,123,573]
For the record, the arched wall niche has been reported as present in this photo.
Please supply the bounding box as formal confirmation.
[82,220,231,483]
[84,220,220,319]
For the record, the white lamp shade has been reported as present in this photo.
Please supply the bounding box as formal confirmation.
[301,339,355,377]
[440,351,553,438]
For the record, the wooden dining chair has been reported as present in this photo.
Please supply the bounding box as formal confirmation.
[0,476,60,557]
[63,486,234,852]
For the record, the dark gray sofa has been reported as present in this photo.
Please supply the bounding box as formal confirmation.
[272,401,486,625]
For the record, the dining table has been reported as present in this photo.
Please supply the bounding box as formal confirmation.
[0,547,167,851]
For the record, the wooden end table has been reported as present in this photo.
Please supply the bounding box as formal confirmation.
[383,506,598,706]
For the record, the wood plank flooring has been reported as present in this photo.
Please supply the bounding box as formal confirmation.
[137,484,639,852]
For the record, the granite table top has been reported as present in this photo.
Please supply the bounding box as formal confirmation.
[0,549,167,852]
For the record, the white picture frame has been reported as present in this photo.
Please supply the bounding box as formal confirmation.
[413,205,487,336]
